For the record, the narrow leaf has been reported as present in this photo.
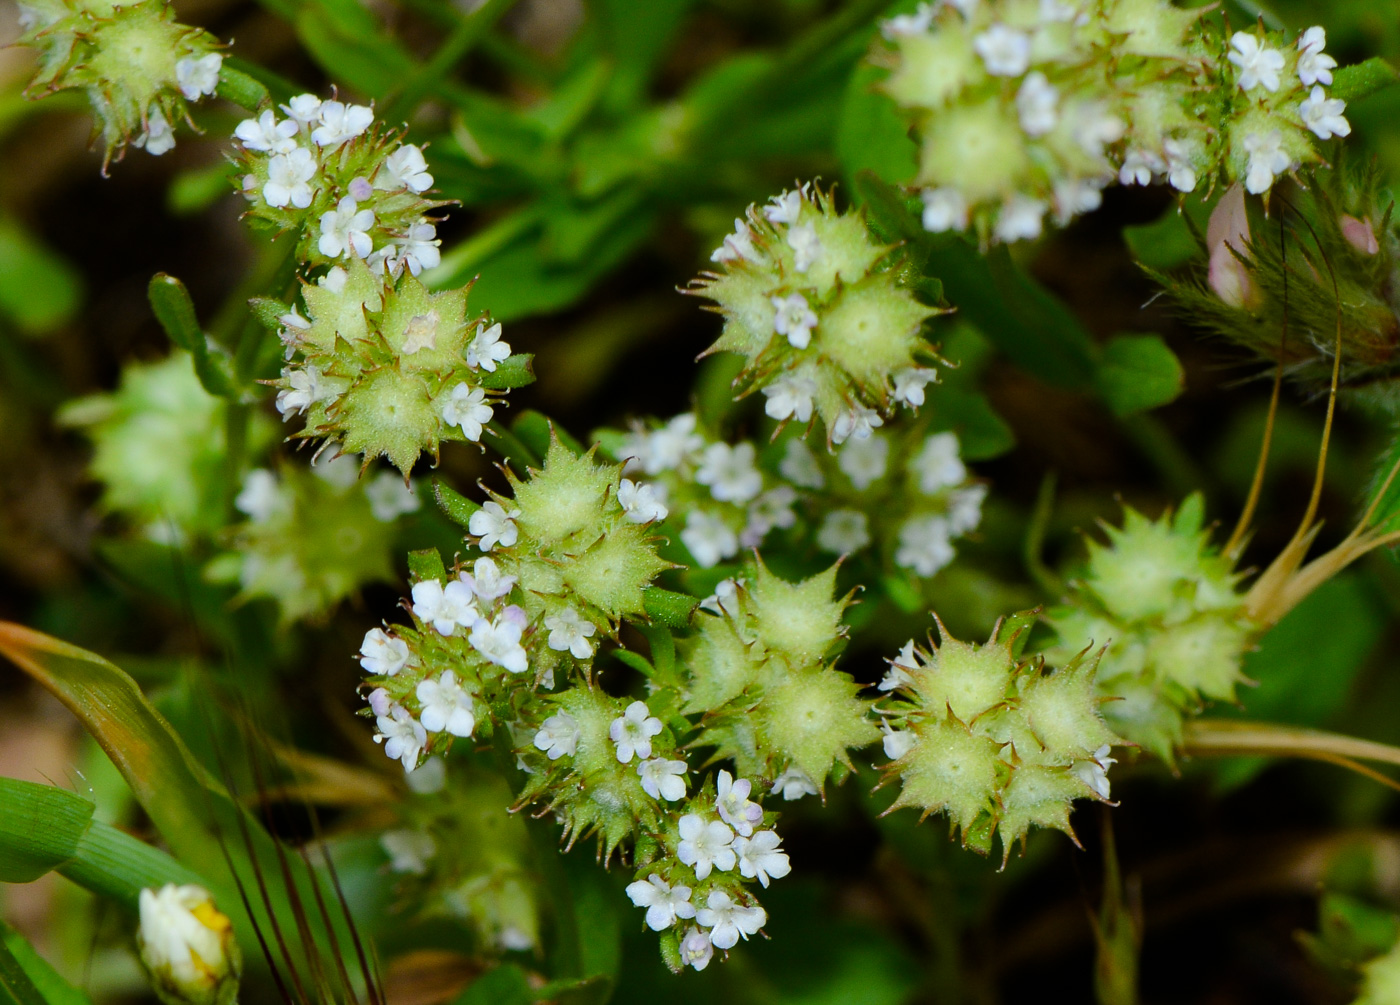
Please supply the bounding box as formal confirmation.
[641,587,696,628]
[433,479,481,528]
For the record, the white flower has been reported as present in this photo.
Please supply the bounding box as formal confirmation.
[411,577,478,635]
[816,509,871,554]
[786,222,823,273]
[618,478,668,523]
[711,218,764,264]
[696,890,765,950]
[838,434,889,490]
[715,769,763,837]
[995,195,1046,243]
[1119,148,1165,187]
[1242,129,1292,194]
[676,814,736,880]
[946,483,987,535]
[763,373,817,423]
[234,109,298,153]
[365,472,420,522]
[1073,744,1116,799]
[468,501,520,551]
[533,712,580,760]
[405,755,446,794]
[544,606,597,659]
[696,441,763,503]
[234,469,286,523]
[312,450,360,488]
[382,222,442,277]
[609,700,663,763]
[1016,72,1058,137]
[359,627,410,676]
[312,100,374,146]
[700,577,743,617]
[318,196,376,259]
[911,431,966,493]
[1070,101,1125,156]
[1163,138,1199,193]
[734,830,791,888]
[440,384,494,441]
[742,486,797,546]
[779,438,825,488]
[1053,178,1104,225]
[416,670,475,736]
[461,556,516,600]
[626,874,696,931]
[830,404,883,444]
[1229,32,1284,92]
[679,928,714,971]
[763,189,804,225]
[644,413,706,473]
[1300,86,1350,140]
[466,322,511,371]
[136,885,238,1003]
[380,830,435,875]
[880,640,920,691]
[638,758,688,801]
[135,107,175,156]
[892,367,938,408]
[282,93,324,126]
[264,147,317,209]
[319,267,348,293]
[896,515,956,576]
[770,766,819,801]
[367,687,391,717]
[175,52,222,100]
[469,607,529,673]
[772,292,819,349]
[276,364,331,416]
[377,144,433,192]
[973,24,1031,76]
[881,720,916,760]
[1296,26,1336,86]
[881,3,934,38]
[681,510,739,567]
[375,704,427,770]
[920,187,968,233]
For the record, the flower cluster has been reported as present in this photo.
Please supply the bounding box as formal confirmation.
[16,0,225,165]
[878,613,1121,861]
[875,1,1353,242]
[232,93,446,275]
[1043,495,1252,763]
[690,184,947,434]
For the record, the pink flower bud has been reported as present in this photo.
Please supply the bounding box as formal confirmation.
[1206,185,1261,311]
[1341,214,1380,255]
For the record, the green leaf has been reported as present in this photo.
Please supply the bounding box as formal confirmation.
[0,922,93,1005]
[433,479,481,528]
[214,64,271,110]
[168,162,233,216]
[451,963,533,1005]
[0,778,92,883]
[0,215,82,337]
[1332,57,1399,103]
[1093,333,1185,417]
[407,548,449,584]
[478,353,536,389]
[641,587,697,628]
[837,63,916,189]
[0,931,46,1005]
[147,274,241,399]
[295,0,414,98]
[926,386,1015,460]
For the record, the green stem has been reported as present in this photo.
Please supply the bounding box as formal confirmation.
[380,0,520,125]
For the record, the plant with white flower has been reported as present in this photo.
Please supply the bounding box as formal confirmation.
[878,612,1123,861]
[16,0,228,166]
[690,184,948,434]
[135,884,241,1005]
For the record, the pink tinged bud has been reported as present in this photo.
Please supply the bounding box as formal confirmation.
[1341,214,1380,255]
[1206,185,1261,311]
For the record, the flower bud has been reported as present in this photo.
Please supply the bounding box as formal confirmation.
[136,884,241,1005]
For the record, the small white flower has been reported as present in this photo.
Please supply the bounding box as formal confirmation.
[946,483,987,535]
[348,176,373,201]
[1242,129,1292,194]
[609,700,663,763]
[696,441,763,503]
[376,143,433,192]
[276,365,328,416]
[1296,26,1336,87]
[892,367,938,408]
[816,509,871,554]
[1299,86,1350,140]
[319,267,348,293]
[880,640,920,691]
[699,577,743,617]
[626,874,696,931]
[779,438,825,488]
[312,100,374,146]
[282,93,324,126]
[733,830,790,888]
[786,222,823,273]
[617,478,668,523]
[920,187,968,233]
[234,469,286,523]
[466,322,511,371]
[311,450,360,488]
[881,3,934,38]
[679,927,714,971]
[411,577,478,635]
[770,766,818,801]
[544,606,597,659]
[895,515,956,576]
[380,829,435,874]
[382,222,442,277]
[881,720,916,760]
[1052,177,1104,225]
[1229,32,1284,92]
[696,889,765,950]
[365,471,420,522]
[831,404,883,445]
[1163,138,1199,193]
[838,434,889,490]
[973,24,1031,76]
[1016,72,1058,137]
[763,373,818,423]
[681,510,739,567]
[175,52,222,100]
[374,704,427,771]
[264,148,317,209]
[995,195,1047,243]
[533,712,580,760]
[715,769,763,837]
[136,884,238,1002]
[234,109,298,153]
[772,292,819,349]
[416,670,475,736]
[135,107,175,156]
[440,383,494,441]
[676,814,736,880]
[461,556,516,601]
[637,758,688,801]
[763,189,804,225]
[911,431,966,493]
[367,687,391,717]
[641,413,706,473]
[468,501,520,551]
[469,607,529,674]
[1070,101,1125,157]
[359,627,410,676]
[742,486,797,546]
[711,218,764,264]
[405,755,446,793]
[1073,744,1116,799]
[1119,148,1165,187]
[318,196,376,259]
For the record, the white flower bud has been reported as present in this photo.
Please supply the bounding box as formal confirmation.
[136,885,241,1005]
